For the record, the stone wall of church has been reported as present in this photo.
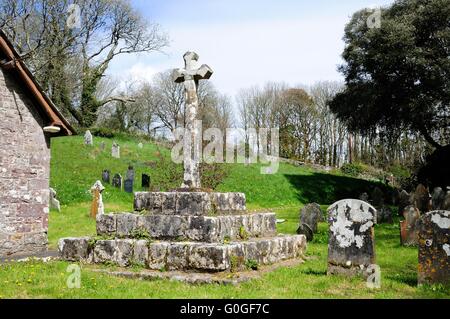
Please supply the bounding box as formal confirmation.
[0,67,50,257]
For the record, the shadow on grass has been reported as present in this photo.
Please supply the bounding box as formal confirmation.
[284,172,391,205]
[387,273,418,287]
[301,268,328,276]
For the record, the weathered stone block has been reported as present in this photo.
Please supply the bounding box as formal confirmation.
[176,192,208,215]
[188,244,230,271]
[133,240,149,266]
[93,240,116,264]
[96,213,116,236]
[148,242,169,270]
[166,243,189,270]
[116,213,138,237]
[58,237,90,261]
[115,239,134,267]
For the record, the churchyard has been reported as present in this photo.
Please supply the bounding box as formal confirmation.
[0,134,448,299]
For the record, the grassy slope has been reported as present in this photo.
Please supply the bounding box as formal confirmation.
[1,135,448,299]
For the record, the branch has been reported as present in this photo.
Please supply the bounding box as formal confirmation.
[97,96,136,107]
[418,125,443,149]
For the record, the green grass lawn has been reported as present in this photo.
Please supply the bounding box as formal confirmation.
[1,135,448,299]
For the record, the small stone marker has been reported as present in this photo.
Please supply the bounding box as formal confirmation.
[400,205,420,246]
[90,180,105,219]
[327,199,377,277]
[417,210,450,286]
[102,169,110,184]
[112,173,123,189]
[414,184,430,213]
[398,189,412,216]
[124,179,133,193]
[112,142,120,159]
[431,187,445,210]
[377,206,393,224]
[84,130,93,146]
[142,174,150,189]
[49,188,61,212]
[99,142,106,151]
[359,192,369,202]
[138,142,143,149]
[443,187,450,210]
[297,203,323,239]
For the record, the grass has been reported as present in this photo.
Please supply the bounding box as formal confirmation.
[1,135,449,299]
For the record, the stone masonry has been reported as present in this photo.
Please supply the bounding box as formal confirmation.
[59,192,307,273]
[0,66,50,256]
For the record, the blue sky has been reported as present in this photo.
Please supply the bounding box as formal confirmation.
[109,0,394,97]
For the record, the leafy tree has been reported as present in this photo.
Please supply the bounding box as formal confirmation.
[330,0,450,149]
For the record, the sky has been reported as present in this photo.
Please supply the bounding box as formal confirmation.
[108,0,394,98]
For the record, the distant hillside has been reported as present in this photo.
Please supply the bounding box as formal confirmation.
[50,135,391,209]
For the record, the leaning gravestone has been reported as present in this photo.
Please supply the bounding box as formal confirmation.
[327,199,377,277]
[84,130,93,146]
[112,174,122,189]
[112,142,120,159]
[400,205,420,246]
[102,170,110,184]
[414,184,430,213]
[142,174,150,189]
[297,203,323,234]
[417,210,450,286]
[124,179,133,193]
[49,188,61,212]
[431,187,445,210]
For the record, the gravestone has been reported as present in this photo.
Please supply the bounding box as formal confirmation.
[417,210,450,286]
[99,142,106,151]
[444,187,450,210]
[414,184,430,213]
[297,203,323,235]
[359,192,369,202]
[112,142,120,159]
[172,51,213,188]
[377,206,393,224]
[297,223,313,241]
[49,188,61,212]
[126,166,135,181]
[431,187,445,210]
[327,199,377,277]
[84,130,93,146]
[400,205,420,246]
[112,174,123,189]
[102,170,110,184]
[138,143,143,149]
[398,190,412,217]
[124,179,133,193]
[142,174,150,189]
[90,181,105,219]
[371,187,384,208]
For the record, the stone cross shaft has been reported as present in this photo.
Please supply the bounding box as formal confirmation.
[172,51,213,188]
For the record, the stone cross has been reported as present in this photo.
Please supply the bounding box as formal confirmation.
[172,51,213,188]
[90,180,105,219]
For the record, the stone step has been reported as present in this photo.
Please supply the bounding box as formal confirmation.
[133,191,246,215]
[97,212,277,243]
[58,235,307,272]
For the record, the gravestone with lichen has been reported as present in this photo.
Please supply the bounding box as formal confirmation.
[327,199,377,278]
[417,210,450,286]
[58,52,307,281]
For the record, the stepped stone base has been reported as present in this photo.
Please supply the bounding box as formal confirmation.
[59,235,306,272]
[97,212,276,243]
[134,192,246,215]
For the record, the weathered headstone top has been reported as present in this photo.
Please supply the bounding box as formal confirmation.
[417,210,450,286]
[298,203,323,234]
[84,130,93,146]
[112,142,120,159]
[400,205,420,246]
[172,51,213,189]
[431,187,445,210]
[327,199,377,277]
[414,184,430,213]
